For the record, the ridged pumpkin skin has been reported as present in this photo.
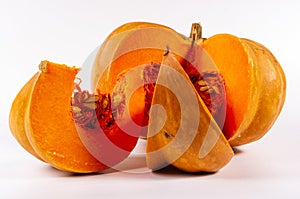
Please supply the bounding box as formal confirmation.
[9,73,44,161]
[202,35,286,146]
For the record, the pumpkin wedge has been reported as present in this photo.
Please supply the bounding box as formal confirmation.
[15,61,109,173]
[202,34,286,146]
[146,50,234,172]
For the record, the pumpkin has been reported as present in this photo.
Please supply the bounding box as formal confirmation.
[10,21,286,173]
[91,22,286,172]
[9,61,138,173]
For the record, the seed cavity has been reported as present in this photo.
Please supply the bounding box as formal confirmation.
[189,71,226,116]
[71,83,116,130]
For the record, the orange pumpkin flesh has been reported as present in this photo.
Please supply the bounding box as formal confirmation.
[202,34,286,145]
[23,61,109,173]
[202,35,252,140]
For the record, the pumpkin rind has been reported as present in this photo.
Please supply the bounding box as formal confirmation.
[9,73,44,161]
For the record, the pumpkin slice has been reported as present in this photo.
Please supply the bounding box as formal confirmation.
[146,50,234,172]
[202,34,286,146]
[24,61,108,173]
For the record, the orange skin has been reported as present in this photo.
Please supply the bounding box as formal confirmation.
[9,73,44,161]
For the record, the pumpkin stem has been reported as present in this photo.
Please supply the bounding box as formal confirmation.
[39,60,48,72]
[189,23,202,41]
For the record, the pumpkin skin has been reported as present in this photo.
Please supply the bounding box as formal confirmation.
[9,61,138,173]
[202,35,286,146]
[9,73,44,161]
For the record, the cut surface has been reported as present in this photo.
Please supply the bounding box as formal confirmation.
[202,34,253,139]
[25,61,108,173]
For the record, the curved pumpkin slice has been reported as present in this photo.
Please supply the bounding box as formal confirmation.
[202,34,286,146]
[24,61,108,173]
[9,73,44,161]
[146,51,233,172]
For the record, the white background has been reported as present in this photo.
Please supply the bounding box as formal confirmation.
[1,0,299,198]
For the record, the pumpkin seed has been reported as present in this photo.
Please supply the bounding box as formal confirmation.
[198,80,207,86]
[200,86,209,92]
[85,95,100,103]
[211,86,220,94]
